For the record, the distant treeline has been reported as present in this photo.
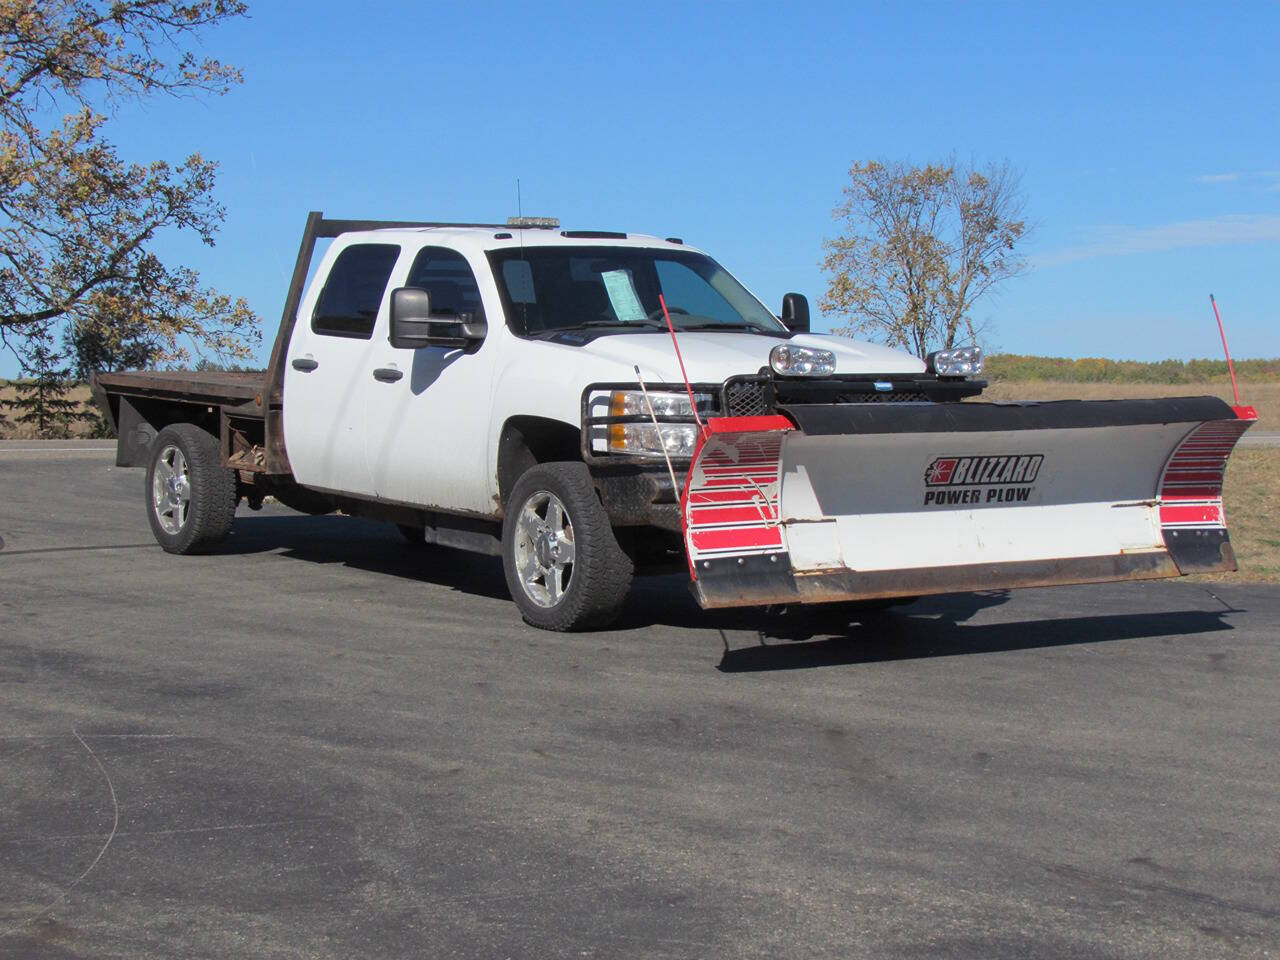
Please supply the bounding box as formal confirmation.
[985,355,1280,384]
[7,358,1280,391]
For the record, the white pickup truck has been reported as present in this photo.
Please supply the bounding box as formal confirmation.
[94,212,1257,630]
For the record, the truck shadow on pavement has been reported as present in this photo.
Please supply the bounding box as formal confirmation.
[710,607,1235,672]
[218,514,1237,670]
[622,578,1236,670]
[216,513,512,600]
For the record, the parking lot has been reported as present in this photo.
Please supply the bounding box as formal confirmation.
[2,444,1278,959]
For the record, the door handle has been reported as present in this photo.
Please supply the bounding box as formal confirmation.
[372,367,404,383]
[291,357,319,372]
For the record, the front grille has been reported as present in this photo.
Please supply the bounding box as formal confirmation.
[834,390,931,403]
[721,377,936,415]
[723,378,771,417]
[718,370,972,417]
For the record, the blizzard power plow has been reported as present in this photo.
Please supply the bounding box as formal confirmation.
[680,397,1257,609]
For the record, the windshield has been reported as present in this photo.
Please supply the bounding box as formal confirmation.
[487,246,787,337]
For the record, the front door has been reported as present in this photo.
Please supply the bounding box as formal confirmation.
[363,246,499,515]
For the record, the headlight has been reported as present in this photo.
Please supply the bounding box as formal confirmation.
[770,343,835,377]
[609,390,708,419]
[928,345,983,377]
[607,390,710,458]
[608,422,700,458]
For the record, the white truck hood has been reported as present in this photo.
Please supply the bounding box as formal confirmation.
[575,331,926,384]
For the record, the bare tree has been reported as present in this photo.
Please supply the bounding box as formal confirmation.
[0,0,259,369]
[821,159,1028,358]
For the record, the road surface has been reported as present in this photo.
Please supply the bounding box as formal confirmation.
[2,444,1277,959]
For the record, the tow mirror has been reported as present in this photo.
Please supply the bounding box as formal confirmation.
[389,287,487,350]
[781,293,810,334]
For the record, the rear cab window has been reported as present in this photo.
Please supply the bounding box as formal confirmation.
[312,243,401,339]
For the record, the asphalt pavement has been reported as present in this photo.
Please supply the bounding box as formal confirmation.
[1,444,1278,959]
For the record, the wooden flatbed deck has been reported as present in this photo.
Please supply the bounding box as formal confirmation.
[94,369,268,406]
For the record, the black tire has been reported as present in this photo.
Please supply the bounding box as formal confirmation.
[144,423,237,554]
[502,462,633,631]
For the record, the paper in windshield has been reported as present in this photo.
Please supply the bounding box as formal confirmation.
[600,269,647,324]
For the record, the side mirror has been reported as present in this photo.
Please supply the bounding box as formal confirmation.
[389,287,487,350]
[781,293,810,334]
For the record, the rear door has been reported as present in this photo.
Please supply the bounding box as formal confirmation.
[283,241,402,496]
[363,245,500,514]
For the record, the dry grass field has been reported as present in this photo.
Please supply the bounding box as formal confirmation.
[3,377,1275,582]
[0,381,98,438]
[982,379,1279,427]
[1210,449,1280,583]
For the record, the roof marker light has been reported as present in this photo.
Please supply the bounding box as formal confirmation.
[506,216,560,229]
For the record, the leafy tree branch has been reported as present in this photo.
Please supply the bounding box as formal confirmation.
[821,158,1028,358]
[0,0,258,370]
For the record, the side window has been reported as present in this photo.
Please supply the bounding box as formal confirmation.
[655,259,741,327]
[406,246,485,320]
[312,243,401,339]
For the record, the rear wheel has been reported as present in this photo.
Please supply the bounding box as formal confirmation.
[502,462,633,631]
[145,424,237,554]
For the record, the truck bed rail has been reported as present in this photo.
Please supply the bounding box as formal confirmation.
[94,369,266,405]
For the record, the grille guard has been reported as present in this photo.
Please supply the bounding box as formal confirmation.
[580,373,983,465]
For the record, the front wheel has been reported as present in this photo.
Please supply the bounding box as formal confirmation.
[145,423,237,554]
[502,462,633,631]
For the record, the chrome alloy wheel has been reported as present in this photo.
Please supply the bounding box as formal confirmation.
[513,490,577,608]
[151,444,192,535]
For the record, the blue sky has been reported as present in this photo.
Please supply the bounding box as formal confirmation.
[19,1,1278,375]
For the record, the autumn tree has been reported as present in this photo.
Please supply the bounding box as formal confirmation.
[65,305,158,379]
[821,159,1028,358]
[0,0,259,372]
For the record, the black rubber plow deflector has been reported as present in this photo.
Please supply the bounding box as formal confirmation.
[780,396,1235,436]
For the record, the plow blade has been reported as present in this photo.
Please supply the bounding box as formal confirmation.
[681,398,1257,609]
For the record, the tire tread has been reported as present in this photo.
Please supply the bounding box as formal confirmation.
[145,423,237,554]
[502,462,633,631]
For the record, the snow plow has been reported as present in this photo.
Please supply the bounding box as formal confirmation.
[681,397,1257,609]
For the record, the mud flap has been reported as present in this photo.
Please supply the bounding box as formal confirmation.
[681,398,1257,609]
